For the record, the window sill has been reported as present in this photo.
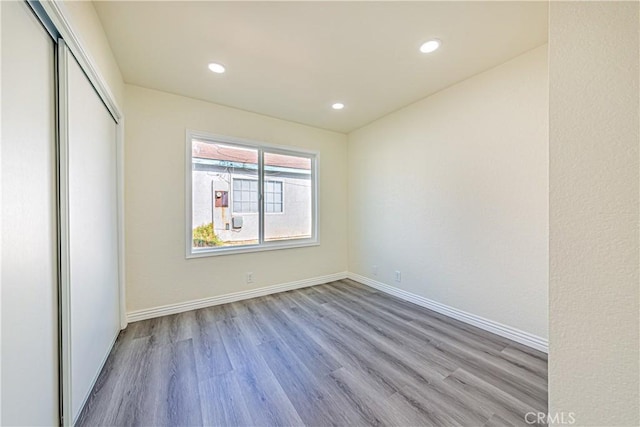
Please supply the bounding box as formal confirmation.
[186,239,319,258]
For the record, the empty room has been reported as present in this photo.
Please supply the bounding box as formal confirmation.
[1,1,638,426]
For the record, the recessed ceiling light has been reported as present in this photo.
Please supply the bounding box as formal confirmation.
[420,39,441,53]
[332,103,345,110]
[208,62,226,74]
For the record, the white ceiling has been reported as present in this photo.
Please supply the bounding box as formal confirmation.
[94,1,548,133]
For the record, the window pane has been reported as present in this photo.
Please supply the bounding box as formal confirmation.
[191,137,316,255]
[233,179,260,213]
[264,152,311,240]
[192,140,258,248]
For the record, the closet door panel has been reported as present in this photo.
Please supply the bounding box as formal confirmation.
[66,51,120,421]
[0,1,58,425]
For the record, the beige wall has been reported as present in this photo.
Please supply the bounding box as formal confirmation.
[348,46,549,340]
[549,2,639,426]
[124,85,348,313]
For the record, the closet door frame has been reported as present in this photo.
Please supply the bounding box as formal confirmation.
[28,2,126,426]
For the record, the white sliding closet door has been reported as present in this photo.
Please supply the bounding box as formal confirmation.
[0,1,58,425]
[60,45,120,423]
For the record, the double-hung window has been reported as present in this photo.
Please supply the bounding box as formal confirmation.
[187,131,318,257]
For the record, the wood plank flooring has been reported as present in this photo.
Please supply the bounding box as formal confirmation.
[77,279,548,426]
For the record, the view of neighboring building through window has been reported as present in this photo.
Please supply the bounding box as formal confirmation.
[232,179,283,214]
[263,152,310,242]
[232,179,259,213]
[264,180,283,213]
[189,135,316,255]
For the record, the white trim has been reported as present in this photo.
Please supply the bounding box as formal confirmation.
[56,39,73,427]
[117,118,127,329]
[0,1,3,420]
[125,271,547,353]
[188,240,320,258]
[190,130,320,156]
[348,273,549,353]
[258,143,265,244]
[127,272,348,323]
[185,130,194,258]
[38,0,122,122]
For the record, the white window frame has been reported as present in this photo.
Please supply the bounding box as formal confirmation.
[186,130,319,258]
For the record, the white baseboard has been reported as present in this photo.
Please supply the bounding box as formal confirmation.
[348,272,549,353]
[127,271,348,323]
[127,270,547,354]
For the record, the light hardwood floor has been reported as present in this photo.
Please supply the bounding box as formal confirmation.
[77,279,548,426]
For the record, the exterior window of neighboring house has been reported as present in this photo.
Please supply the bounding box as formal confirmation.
[232,179,282,214]
[233,179,259,213]
[264,181,283,213]
[187,131,318,257]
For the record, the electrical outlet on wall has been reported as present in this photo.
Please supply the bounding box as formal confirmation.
[246,272,254,284]
[372,265,378,276]
[395,270,401,282]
